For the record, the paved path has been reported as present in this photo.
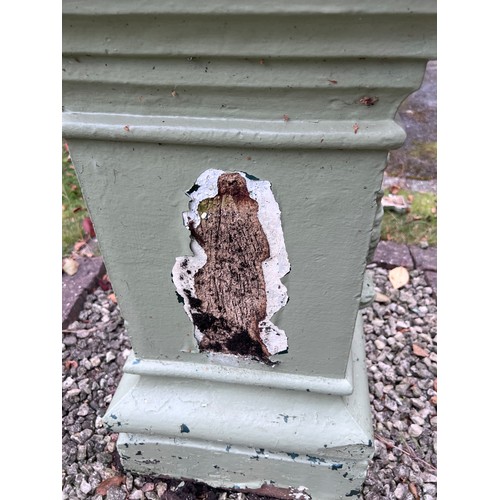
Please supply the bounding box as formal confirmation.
[62,256,106,328]
[371,241,437,296]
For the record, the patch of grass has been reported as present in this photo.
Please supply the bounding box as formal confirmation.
[381,189,437,246]
[62,144,88,256]
[407,141,437,163]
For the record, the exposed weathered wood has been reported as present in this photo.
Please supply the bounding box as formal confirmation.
[188,173,271,360]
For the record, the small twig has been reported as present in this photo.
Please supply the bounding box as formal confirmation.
[375,433,437,472]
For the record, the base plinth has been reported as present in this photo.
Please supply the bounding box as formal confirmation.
[104,313,373,499]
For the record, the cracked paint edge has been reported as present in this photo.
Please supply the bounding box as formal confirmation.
[172,168,290,357]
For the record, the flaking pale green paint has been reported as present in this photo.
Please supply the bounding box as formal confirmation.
[63,1,436,497]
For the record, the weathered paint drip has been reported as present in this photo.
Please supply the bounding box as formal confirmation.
[172,169,290,361]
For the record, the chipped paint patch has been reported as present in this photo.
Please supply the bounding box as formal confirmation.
[306,455,327,465]
[172,169,290,360]
[279,413,297,423]
[345,489,361,497]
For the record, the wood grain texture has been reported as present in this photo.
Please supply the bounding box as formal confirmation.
[188,173,271,360]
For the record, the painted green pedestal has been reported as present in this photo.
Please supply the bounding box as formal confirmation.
[62,1,436,498]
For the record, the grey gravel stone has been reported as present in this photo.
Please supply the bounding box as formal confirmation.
[63,335,77,346]
[90,355,101,367]
[394,483,408,499]
[421,472,438,483]
[408,423,424,438]
[107,486,127,500]
[128,491,145,500]
[106,351,116,363]
[66,388,81,398]
[62,376,75,390]
[76,329,91,339]
[77,444,87,461]
[79,478,92,494]
[77,403,90,417]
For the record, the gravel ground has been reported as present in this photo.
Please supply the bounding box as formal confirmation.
[62,266,437,500]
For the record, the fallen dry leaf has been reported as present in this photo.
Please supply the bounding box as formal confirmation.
[98,275,112,291]
[64,359,78,370]
[390,184,401,195]
[62,258,79,276]
[407,194,414,203]
[374,292,391,303]
[353,123,360,134]
[96,476,125,495]
[409,482,420,499]
[389,266,409,289]
[80,247,94,258]
[412,343,430,358]
[82,217,96,238]
[328,79,338,85]
[431,206,437,214]
[73,240,87,252]
[108,293,117,304]
[430,395,437,406]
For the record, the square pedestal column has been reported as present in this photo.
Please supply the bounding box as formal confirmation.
[62,2,436,498]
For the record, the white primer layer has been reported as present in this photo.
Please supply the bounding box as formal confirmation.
[172,169,290,356]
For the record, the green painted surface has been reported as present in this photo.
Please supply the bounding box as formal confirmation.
[68,140,386,379]
[62,1,436,496]
[62,0,436,15]
[108,313,373,500]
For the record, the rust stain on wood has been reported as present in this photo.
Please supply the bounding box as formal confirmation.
[187,173,271,360]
